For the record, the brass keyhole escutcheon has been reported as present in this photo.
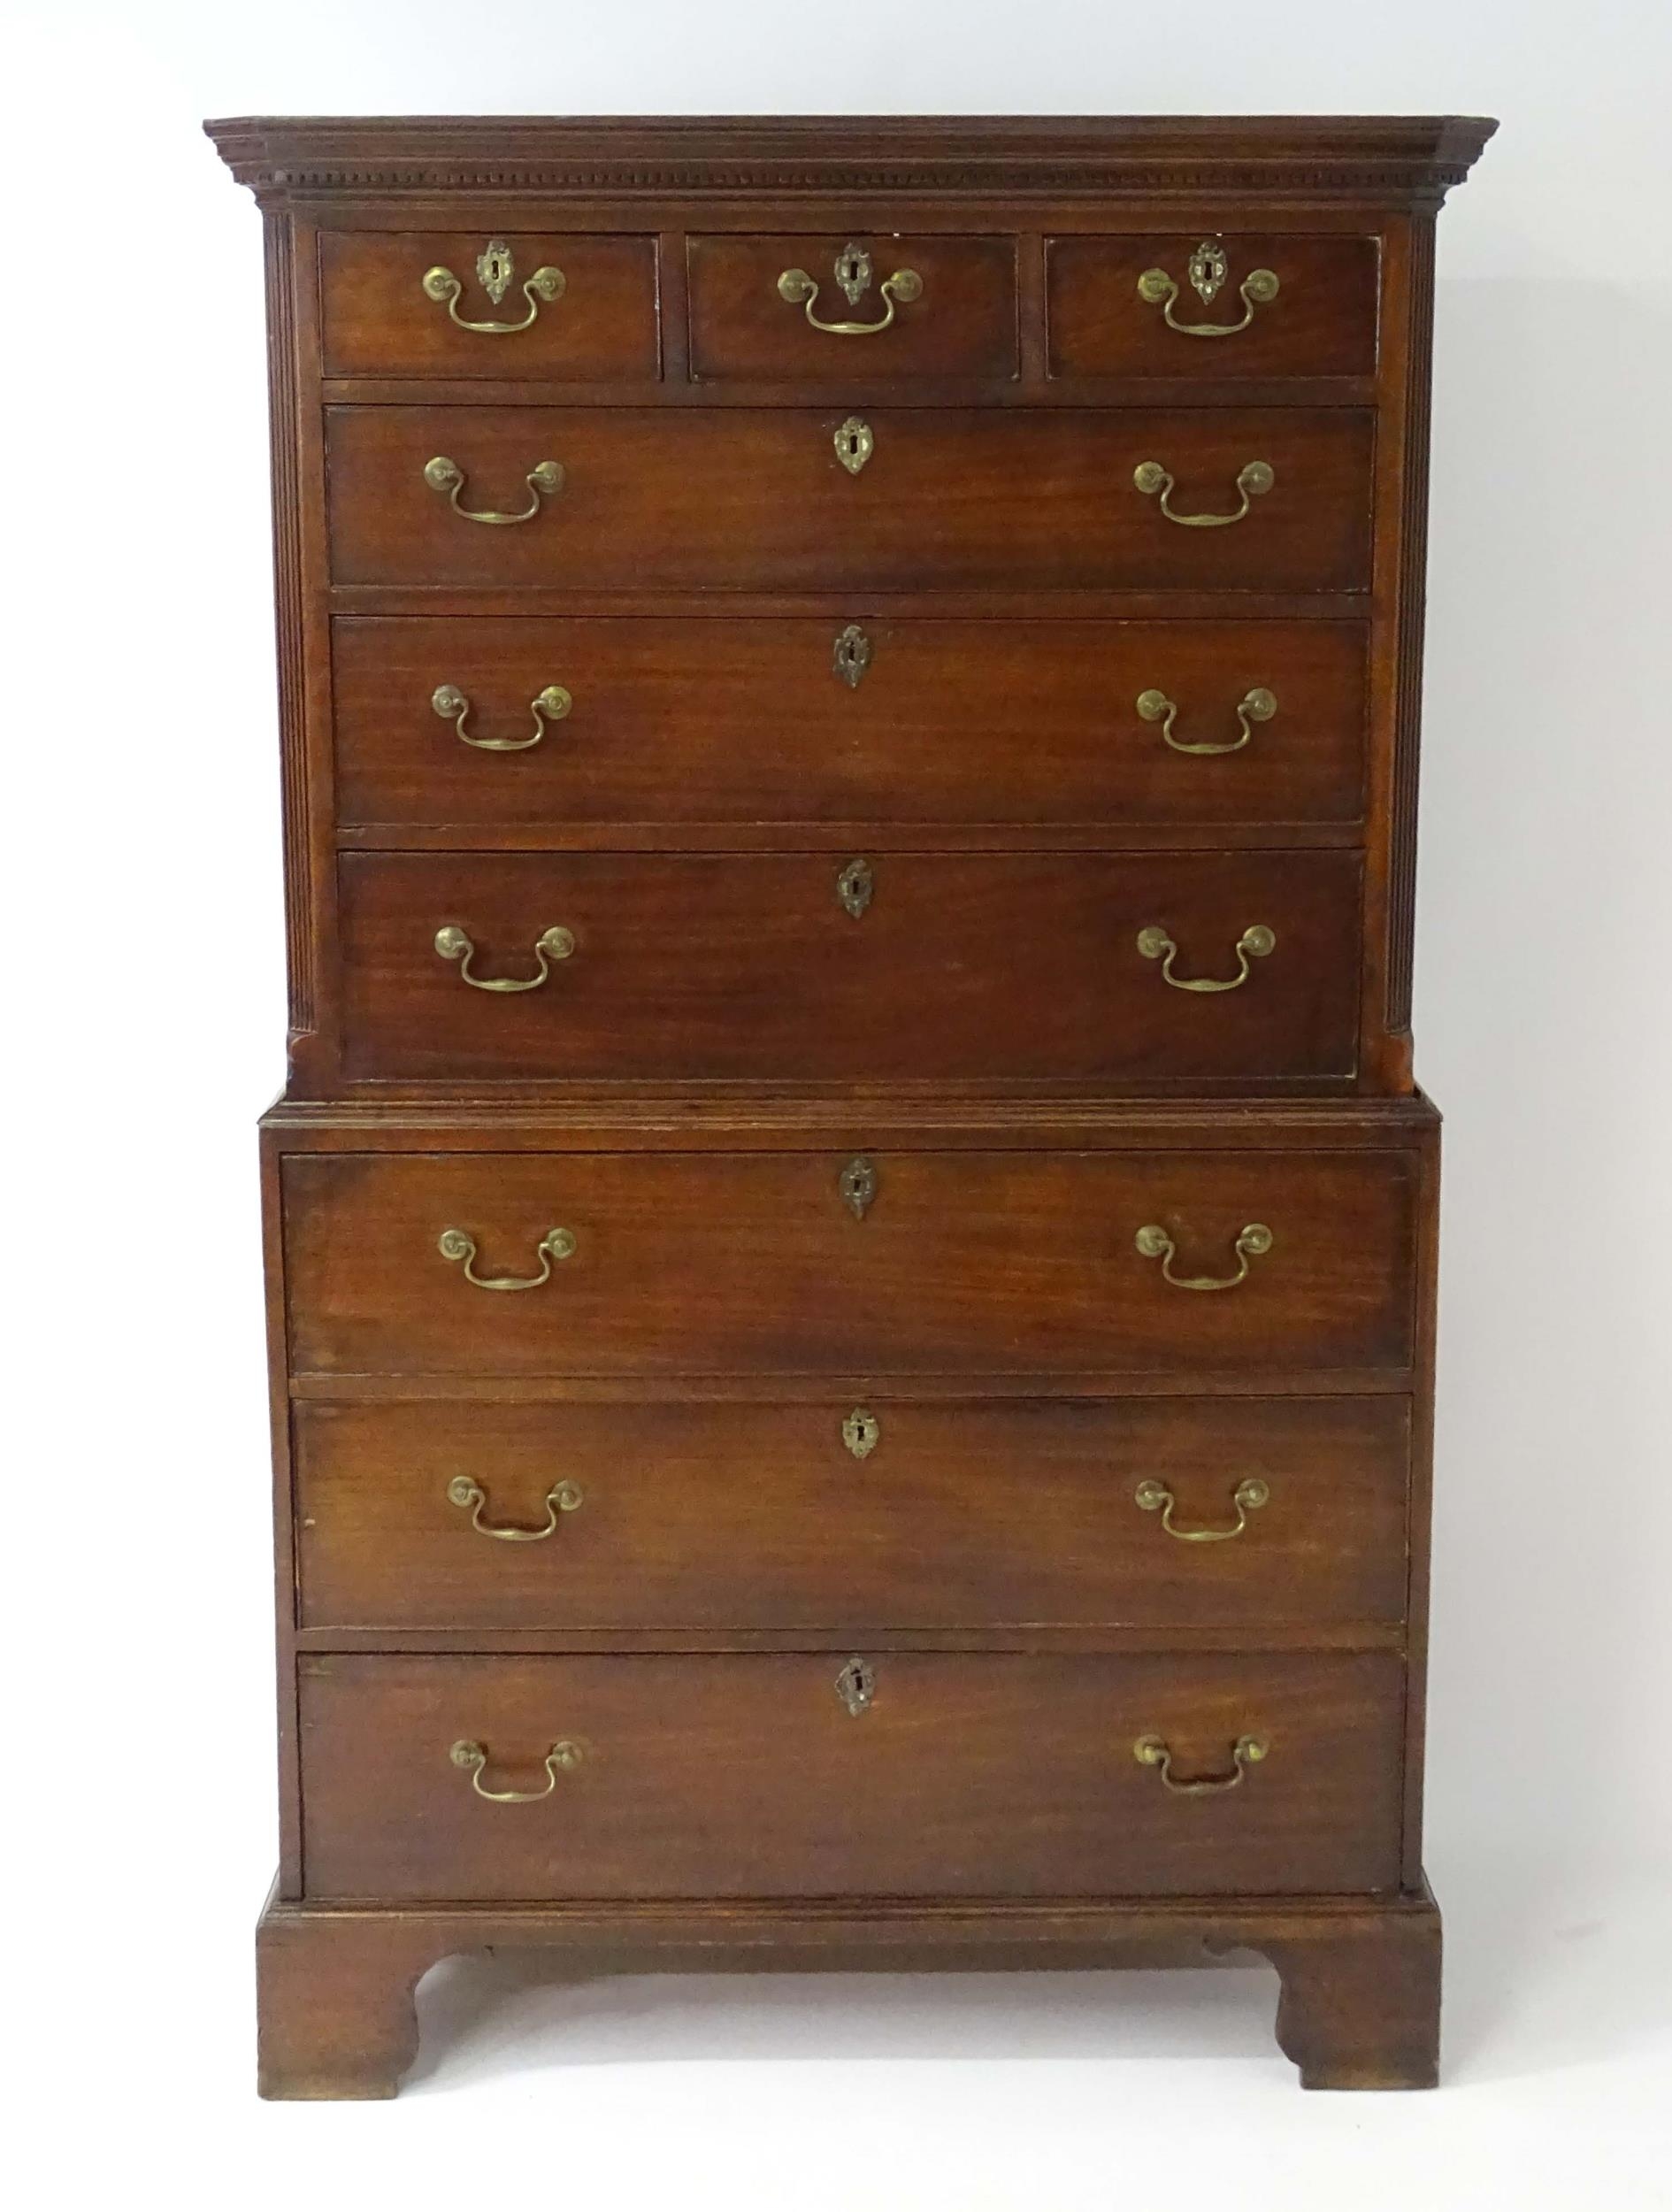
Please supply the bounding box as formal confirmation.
[840,1156,878,1220]
[835,1657,876,1716]
[836,241,873,304]
[833,623,873,687]
[477,240,516,303]
[837,857,873,918]
[1188,238,1229,303]
[835,416,875,474]
[842,1409,880,1460]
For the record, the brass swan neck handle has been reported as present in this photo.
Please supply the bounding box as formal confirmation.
[1134,1476,1270,1542]
[431,682,571,751]
[449,1739,582,1801]
[778,241,923,335]
[1137,923,1275,993]
[1135,1221,1273,1292]
[433,923,574,991]
[423,454,564,525]
[447,1475,584,1540]
[438,1225,577,1291]
[1136,242,1279,338]
[1136,687,1277,757]
[1134,458,1274,527]
[422,240,565,334]
[1133,1734,1268,1795]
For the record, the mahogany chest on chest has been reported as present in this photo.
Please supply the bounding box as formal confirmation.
[209,112,1493,2095]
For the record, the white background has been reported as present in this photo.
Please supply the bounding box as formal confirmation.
[4,2,1668,2204]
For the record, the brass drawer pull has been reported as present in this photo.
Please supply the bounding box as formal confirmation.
[778,242,922,336]
[423,454,564,525]
[1136,686,1277,757]
[421,241,566,334]
[447,1475,583,1540]
[1135,1476,1269,1542]
[1138,923,1275,992]
[449,1738,581,1802]
[1136,241,1279,338]
[1133,458,1273,527]
[432,682,572,751]
[1135,1221,1273,1292]
[1133,1733,1268,1795]
[434,923,575,991]
[438,1225,577,1290]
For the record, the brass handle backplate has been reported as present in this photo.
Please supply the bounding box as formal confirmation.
[1136,1221,1273,1292]
[1134,458,1273,527]
[422,240,566,334]
[439,1225,577,1290]
[1135,1476,1269,1542]
[434,923,575,990]
[450,1738,582,1801]
[447,1475,584,1540]
[1136,687,1277,757]
[1136,239,1279,338]
[1133,1733,1268,1795]
[432,682,572,751]
[1138,923,1275,993]
[424,454,564,525]
[779,242,923,335]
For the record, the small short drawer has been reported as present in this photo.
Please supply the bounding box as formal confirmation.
[336,849,1363,1084]
[686,233,1017,381]
[281,1147,1417,1380]
[298,1650,1406,1900]
[318,231,660,380]
[324,406,1373,593]
[294,1395,1412,1633]
[331,616,1369,833]
[1048,234,1379,380]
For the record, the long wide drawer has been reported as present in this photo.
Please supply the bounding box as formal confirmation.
[294,1395,1411,1632]
[325,407,1373,591]
[333,616,1369,833]
[282,1148,1417,1379]
[338,850,1362,1083]
[298,1650,1406,1900]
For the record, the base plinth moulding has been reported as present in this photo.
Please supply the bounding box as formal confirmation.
[256,1878,1441,2098]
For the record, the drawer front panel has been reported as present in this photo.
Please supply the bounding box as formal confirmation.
[686,233,1017,381]
[299,1650,1406,1900]
[283,1148,1416,1379]
[294,1395,1411,1632]
[339,850,1362,1083]
[1048,234,1379,380]
[333,616,1369,832]
[318,232,661,380]
[325,407,1374,592]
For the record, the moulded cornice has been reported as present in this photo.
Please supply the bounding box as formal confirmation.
[205,113,1498,211]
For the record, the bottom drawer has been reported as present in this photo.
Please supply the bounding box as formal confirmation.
[299,1652,1404,1901]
